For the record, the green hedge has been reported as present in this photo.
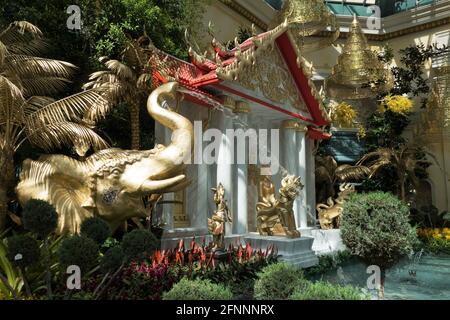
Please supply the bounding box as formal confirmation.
[163,278,233,300]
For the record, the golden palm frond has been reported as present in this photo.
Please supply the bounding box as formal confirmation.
[19,77,71,96]
[0,41,7,66]
[137,73,153,90]
[0,75,25,124]
[4,55,75,78]
[26,89,109,125]
[357,148,394,177]
[104,59,135,80]
[0,21,47,56]
[335,164,370,182]
[26,121,109,152]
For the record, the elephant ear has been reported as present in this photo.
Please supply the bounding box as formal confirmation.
[17,156,93,234]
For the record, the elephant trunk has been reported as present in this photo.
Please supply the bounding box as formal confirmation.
[147,82,193,166]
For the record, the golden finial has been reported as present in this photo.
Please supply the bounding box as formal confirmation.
[325,13,393,100]
[271,0,340,52]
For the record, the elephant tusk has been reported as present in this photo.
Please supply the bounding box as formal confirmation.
[140,174,186,194]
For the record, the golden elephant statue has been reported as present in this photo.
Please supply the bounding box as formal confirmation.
[16,82,193,234]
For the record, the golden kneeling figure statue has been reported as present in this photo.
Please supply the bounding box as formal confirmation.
[208,183,232,251]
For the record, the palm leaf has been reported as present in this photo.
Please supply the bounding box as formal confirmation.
[0,21,47,56]
[335,164,370,182]
[0,75,25,124]
[19,77,71,96]
[4,55,75,78]
[26,121,109,152]
[26,89,109,125]
[104,59,135,80]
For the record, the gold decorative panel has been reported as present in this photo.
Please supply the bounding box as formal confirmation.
[237,45,308,112]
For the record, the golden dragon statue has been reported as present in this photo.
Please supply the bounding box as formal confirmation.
[16,82,193,234]
[256,175,303,239]
[317,182,355,230]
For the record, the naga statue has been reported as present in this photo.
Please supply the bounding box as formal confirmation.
[16,82,193,234]
[208,183,232,252]
[317,183,355,230]
[256,175,303,239]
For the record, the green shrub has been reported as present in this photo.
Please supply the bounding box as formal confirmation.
[253,262,308,300]
[22,199,58,237]
[121,230,159,262]
[6,235,40,268]
[341,192,418,269]
[57,236,99,273]
[163,278,233,300]
[100,246,125,274]
[289,281,367,300]
[80,217,111,245]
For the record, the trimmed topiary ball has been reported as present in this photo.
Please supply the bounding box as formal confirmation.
[6,235,40,268]
[163,278,233,300]
[57,236,99,273]
[121,229,159,262]
[80,217,111,245]
[254,262,308,300]
[22,199,58,237]
[341,191,418,269]
[100,246,125,274]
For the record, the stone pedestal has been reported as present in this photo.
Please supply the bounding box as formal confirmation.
[161,227,211,250]
[310,229,346,255]
[243,233,318,268]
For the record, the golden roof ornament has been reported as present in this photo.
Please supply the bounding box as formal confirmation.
[272,0,340,52]
[325,15,393,100]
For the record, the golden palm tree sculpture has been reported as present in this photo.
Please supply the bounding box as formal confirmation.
[83,36,155,150]
[315,155,370,204]
[0,21,110,230]
[357,146,431,201]
[0,21,77,97]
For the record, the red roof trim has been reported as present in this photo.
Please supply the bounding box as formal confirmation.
[307,127,332,140]
[275,33,328,126]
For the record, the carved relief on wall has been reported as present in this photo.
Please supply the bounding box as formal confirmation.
[237,45,307,112]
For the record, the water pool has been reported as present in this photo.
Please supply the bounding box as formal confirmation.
[310,254,450,300]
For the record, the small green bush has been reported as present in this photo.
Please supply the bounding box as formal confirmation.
[6,235,40,268]
[57,236,99,272]
[22,199,58,237]
[100,246,125,274]
[121,229,159,262]
[341,192,418,269]
[289,281,367,300]
[163,278,233,300]
[253,262,308,300]
[80,217,111,245]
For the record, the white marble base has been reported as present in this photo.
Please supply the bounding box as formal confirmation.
[243,233,319,268]
[310,229,346,255]
[160,227,211,250]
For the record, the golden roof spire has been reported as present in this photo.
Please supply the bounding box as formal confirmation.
[272,0,340,52]
[325,15,393,100]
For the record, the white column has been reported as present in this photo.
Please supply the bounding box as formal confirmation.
[217,112,234,235]
[192,112,208,230]
[296,125,308,229]
[281,120,300,228]
[306,137,317,227]
[234,102,250,234]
